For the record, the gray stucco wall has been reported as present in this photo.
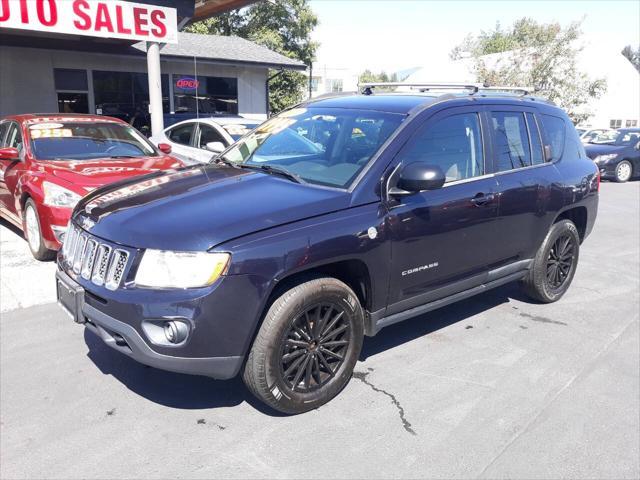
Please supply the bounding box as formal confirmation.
[0,45,268,119]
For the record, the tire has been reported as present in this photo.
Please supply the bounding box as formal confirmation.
[243,277,364,414]
[23,199,56,261]
[521,219,580,303]
[614,160,633,183]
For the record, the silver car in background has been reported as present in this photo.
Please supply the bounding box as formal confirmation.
[150,116,262,164]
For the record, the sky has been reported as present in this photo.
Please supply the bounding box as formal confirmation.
[308,0,640,73]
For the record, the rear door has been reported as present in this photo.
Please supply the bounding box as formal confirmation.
[385,106,499,314]
[487,107,554,266]
[165,121,197,164]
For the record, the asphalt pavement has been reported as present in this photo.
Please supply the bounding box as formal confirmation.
[1,181,639,479]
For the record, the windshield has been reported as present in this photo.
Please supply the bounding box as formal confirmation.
[220,122,261,141]
[591,130,640,146]
[29,122,158,160]
[219,107,405,188]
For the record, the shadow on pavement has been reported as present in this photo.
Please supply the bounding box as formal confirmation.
[360,282,531,360]
[84,281,532,413]
[83,329,286,416]
[0,217,25,239]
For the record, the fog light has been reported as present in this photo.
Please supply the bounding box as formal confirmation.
[163,320,188,344]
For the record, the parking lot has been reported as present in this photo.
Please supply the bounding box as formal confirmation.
[0,181,638,479]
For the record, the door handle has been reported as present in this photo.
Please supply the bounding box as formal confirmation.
[470,192,495,206]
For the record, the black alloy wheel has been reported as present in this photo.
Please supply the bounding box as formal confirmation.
[279,303,350,392]
[546,234,576,289]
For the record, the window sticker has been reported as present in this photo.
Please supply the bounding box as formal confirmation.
[30,128,73,139]
[29,123,65,130]
[222,125,251,137]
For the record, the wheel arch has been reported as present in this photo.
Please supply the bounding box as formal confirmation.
[554,206,588,242]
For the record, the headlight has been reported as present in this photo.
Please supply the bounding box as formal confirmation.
[135,250,230,289]
[43,181,82,208]
[594,154,618,163]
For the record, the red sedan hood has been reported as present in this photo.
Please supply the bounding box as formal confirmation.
[41,156,183,187]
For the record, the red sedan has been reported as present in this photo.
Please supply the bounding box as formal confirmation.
[0,114,183,260]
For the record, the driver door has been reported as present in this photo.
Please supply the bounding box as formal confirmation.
[385,107,499,315]
[0,122,26,222]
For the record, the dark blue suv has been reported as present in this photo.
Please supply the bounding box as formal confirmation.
[56,85,599,414]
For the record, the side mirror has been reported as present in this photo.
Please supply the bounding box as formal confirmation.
[635,141,640,150]
[0,147,19,161]
[157,143,172,154]
[392,162,446,195]
[205,141,225,153]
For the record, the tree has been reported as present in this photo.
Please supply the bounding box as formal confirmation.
[450,18,607,123]
[621,45,640,73]
[358,70,398,91]
[187,0,319,114]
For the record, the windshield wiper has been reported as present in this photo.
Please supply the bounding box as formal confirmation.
[109,155,138,159]
[239,164,305,184]
[213,156,240,169]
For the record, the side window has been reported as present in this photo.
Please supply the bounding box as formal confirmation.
[0,122,8,146]
[491,112,531,171]
[168,123,194,146]
[541,114,566,162]
[399,112,484,182]
[5,123,23,151]
[198,124,226,149]
[526,113,544,165]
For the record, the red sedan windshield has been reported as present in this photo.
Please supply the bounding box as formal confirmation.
[29,122,158,160]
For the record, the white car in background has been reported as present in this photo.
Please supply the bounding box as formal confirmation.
[576,127,612,144]
[150,116,262,164]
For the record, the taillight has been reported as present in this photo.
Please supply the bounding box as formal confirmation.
[596,170,601,192]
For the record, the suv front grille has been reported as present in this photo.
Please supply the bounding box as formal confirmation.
[62,225,130,291]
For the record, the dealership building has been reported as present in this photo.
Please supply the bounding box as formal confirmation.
[0,0,305,133]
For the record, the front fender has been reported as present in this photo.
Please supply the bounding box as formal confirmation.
[218,202,390,313]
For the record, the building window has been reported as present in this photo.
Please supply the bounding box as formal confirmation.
[92,71,169,134]
[626,119,638,127]
[328,79,343,93]
[54,69,88,91]
[610,119,622,128]
[54,69,89,114]
[173,75,238,115]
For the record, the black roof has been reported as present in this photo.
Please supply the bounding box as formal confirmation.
[303,92,558,115]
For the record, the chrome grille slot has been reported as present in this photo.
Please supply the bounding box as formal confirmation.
[72,234,88,274]
[81,239,98,280]
[62,224,131,291]
[105,250,129,291]
[92,244,112,286]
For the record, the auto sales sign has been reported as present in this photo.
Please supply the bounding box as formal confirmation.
[0,0,178,43]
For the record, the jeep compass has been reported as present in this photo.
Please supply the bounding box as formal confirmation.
[56,84,599,414]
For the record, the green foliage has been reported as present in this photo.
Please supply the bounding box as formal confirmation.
[358,70,398,91]
[186,0,318,114]
[451,18,607,123]
[621,45,640,73]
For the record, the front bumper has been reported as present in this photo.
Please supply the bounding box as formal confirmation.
[82,301,243,378]
[55,263,265,379]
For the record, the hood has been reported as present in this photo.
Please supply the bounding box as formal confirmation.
[39,156,183,187]
[73,165,351,251]
[583,144,628,160]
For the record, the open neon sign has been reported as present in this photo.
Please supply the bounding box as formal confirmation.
[175,77,199,90]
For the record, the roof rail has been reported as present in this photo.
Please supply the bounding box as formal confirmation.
[359,82,480,95]
[358,82,536,96]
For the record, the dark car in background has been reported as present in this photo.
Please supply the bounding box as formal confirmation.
[56,85,599,414]
[584,128,640,182]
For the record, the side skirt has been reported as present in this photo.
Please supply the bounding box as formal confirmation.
[365,265,530,336]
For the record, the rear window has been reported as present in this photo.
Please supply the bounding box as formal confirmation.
[541,114,566,162]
